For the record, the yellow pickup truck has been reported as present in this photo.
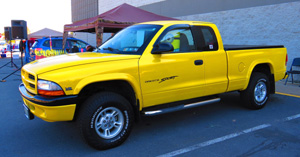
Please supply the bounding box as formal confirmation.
[19,21,287,150]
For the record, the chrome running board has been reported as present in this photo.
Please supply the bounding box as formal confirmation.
[143,97,220,116]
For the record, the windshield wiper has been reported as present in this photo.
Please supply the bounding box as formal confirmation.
[102,47,120,53]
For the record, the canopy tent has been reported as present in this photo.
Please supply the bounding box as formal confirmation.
[28,28,63,39]
[63,3,177,47]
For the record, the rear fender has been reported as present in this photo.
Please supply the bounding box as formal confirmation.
[243,61,274,91]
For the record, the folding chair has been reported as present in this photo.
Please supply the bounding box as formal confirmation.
[285,57,300,85]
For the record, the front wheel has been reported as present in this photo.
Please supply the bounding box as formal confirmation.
[78,92,134,150]
[240,72,270,109]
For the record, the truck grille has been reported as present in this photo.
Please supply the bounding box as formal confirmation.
[21,69,37,94]
[28,74,35,80]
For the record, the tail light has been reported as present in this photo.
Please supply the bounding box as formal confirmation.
[286,53,288,66]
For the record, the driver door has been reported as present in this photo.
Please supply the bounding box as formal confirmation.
[139,26,206,108]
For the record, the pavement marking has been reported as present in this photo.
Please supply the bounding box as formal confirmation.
[275,92,300,98]
[284,113,300,121]
[157,124,271,157]
[158,113,300,157]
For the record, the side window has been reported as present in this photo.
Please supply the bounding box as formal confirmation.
[52,39,63,49]
[70,40,77,47]
[200,27,218,51]
[159,28,196,53]
[42,40,50,47]
[69,40,87,49]
[76,40,88,48]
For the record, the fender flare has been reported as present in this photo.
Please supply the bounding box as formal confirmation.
[74,73,143,108]
[242,60,274,90]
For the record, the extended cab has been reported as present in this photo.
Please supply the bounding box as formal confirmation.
[19,21,287,150]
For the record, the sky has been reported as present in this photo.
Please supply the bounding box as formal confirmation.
[0,0,71,34]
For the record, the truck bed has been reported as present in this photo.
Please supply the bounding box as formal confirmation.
[224,45,284,51]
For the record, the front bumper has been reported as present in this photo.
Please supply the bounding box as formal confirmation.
[19,83,77,122]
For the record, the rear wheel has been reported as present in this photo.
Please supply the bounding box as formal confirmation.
[241,72,270,109]
[78,92,134,150]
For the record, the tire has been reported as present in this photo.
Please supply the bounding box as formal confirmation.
[78,92,134,150]
[240,72,270,109]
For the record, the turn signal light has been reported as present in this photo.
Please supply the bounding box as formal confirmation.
[38,89,65,96]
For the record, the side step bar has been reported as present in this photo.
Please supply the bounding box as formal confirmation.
[143,97,220,116]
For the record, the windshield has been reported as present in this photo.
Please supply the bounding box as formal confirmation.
[98,24,162,55]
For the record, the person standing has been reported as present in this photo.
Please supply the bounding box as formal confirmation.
[25,39,35,63]
[24,40,30,63]
[19,40,24,53]
[6,43,10,52]
[23,39,33,64]
[19,40,25,65]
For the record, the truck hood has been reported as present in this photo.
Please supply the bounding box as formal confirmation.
[23,52,140,74]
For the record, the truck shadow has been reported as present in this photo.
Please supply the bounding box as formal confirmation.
[135,92,243,131]
[27,91,286,154]
[44,92,244,152]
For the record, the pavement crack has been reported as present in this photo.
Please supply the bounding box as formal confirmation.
[237,127,300,157]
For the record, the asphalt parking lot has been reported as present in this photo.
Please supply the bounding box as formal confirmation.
[1,56,300,156]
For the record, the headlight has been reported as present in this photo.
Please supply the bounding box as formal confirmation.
[37,80,65,96]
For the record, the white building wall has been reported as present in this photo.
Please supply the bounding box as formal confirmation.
[98,0,164,14]
[177,2,300,74]
[74,32,112,47]
[74,32,97,47]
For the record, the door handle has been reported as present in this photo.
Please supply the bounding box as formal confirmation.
[194,60,203,66]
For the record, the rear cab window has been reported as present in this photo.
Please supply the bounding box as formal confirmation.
[191,26,219,51]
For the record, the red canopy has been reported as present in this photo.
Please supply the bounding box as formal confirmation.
[63,3,177,47]
[64,3,177,33]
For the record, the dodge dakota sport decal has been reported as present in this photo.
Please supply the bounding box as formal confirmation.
[145,76,178,84]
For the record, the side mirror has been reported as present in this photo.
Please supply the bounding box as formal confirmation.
[152,43,174,54]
